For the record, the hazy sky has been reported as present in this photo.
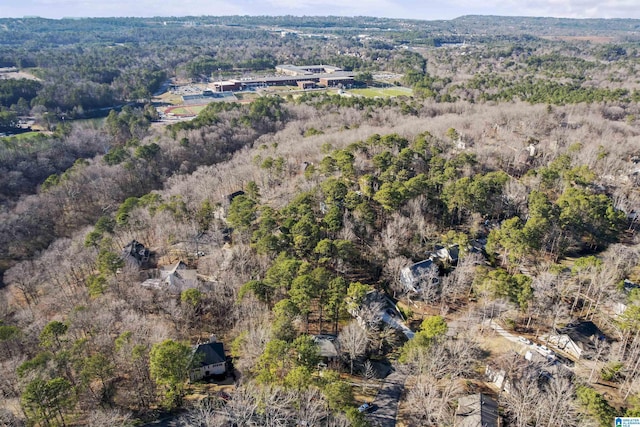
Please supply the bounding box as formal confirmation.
[2,0,639,20]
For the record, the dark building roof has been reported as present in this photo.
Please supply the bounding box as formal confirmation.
[455,393,499,427]
[193,341,226,367]
[122,240,150,267]
[400,259,439,291]
[559,320,608,351]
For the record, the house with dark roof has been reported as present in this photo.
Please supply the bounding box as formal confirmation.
[399,258,439,293]
[122,240,151,268]
[455,393,499,427]
[190,337,227,382]
[542,320,609,359]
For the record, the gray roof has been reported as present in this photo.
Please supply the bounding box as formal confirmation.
[193,342,226,367]
[314,335,338,358]
[276,64,343,75]
[212,70,355,89]
[456,393,499,427]
[318,76,355,81]
[400,259,438,291]
[235,71,354,84]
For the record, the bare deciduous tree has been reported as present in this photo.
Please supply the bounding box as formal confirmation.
[501,370,541,427]
[338,320,369,375]
[86,409,132,427]
[537,376,578,427]
[405,374,462,426]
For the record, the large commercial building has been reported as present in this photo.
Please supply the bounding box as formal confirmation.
[275,64,344,76]
[212,64,354,92]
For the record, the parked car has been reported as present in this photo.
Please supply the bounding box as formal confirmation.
[536,344,553,357]
[518,336,532,345]
[358,403,376,413]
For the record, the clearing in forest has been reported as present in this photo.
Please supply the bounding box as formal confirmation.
[348,87,413,98]
[165,104,208,116]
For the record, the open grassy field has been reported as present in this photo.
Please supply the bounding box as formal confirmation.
[349,87,413,98]
[234,92,261,102]
[166,104,208,116]
[155,92,184,105]
[0,131,43,142]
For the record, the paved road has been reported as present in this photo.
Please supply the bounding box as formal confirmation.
[366,368,408,427]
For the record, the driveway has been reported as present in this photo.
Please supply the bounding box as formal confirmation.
[367,368,408,427]
[485,319,520,343]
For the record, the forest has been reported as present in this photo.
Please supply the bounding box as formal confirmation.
[2,14,640,427]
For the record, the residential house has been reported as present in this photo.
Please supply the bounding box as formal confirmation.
[432,244,460,264]
[540,333,583,359]
[400,259,439,293]
[226,190,245,204]
[347,290,415,339]
[542,320,609,359]
[455,393,499,427]
[314,335,339,365]
[122,240,151,268]
[485,364,509,393]
[214,190,247,229]
[190,337,227,381]
[141,261,198,294]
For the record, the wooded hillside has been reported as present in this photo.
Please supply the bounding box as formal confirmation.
[2,15,640,427]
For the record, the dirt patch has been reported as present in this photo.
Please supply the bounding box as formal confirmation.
[480,332,525,358]
[0,68,41,81]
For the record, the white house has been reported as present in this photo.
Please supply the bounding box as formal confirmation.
[541,333,583,359]
[189,337,227,382]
